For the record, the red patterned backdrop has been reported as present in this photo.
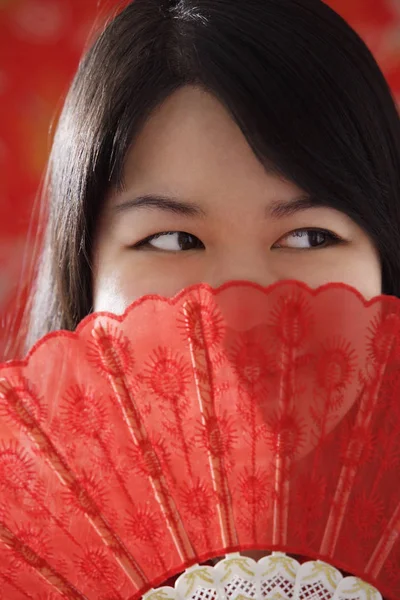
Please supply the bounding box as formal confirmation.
[0,0,399,360]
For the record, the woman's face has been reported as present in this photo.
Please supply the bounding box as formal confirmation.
[93,85,381,313]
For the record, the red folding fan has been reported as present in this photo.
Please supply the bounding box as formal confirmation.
[0,280,399,600]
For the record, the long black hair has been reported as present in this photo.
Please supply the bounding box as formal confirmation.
[20,0,400,354]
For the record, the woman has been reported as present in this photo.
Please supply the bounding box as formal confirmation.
[4,1,399,594]
[22,0,400,355]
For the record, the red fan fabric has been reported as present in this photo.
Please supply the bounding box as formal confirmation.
[0,0,400,361]
[0,280,399,599]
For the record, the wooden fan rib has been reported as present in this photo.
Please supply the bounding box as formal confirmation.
[183,300,239,550]
[92,323,197,567]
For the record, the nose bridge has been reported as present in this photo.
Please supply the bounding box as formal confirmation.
[204,250,279,289]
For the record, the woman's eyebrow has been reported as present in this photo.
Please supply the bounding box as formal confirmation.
[113,192,321,218]
[113,194,206,217]
[268,193,321,218]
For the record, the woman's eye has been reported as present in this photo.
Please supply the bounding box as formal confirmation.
[135,231,205,251]
[273,228,342,250]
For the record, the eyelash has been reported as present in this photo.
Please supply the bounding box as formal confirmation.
[133,228,343,251]
[273,228,343,249]
[134,231,204,250]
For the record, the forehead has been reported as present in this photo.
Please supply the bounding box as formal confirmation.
[117,84,302,204]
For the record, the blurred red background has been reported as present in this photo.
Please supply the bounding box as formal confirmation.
[0,0,399,360]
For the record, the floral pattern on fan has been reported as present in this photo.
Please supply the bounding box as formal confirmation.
[0,279,400,599]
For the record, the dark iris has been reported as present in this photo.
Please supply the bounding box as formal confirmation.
[177,232,204,250]
[308,230,328,247]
